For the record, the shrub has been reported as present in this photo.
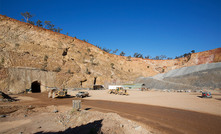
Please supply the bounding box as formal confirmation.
[127,56,131,61]
[86,68,91,74]
[67,69,74,74]
[41,63,47,71]
[110,63,115,69]
[15,43,20,47]
[44,55,48,61]
[1,57,4,64]
[120,51,125,56]
[54,67,61,72]
[92,62,99,66]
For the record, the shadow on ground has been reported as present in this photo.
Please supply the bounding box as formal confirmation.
[54,95,75,99]
[197,96,213,99]
[84,108,92,110]
[215,98,221,101]
[35,119,103,134]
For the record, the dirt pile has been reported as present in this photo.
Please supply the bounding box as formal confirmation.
[0,14,221,94]
[137,62,221,90]
[0,105,151,134]
[53,110,150,134]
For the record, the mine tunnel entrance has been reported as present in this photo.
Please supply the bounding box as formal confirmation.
[31,81,41,93]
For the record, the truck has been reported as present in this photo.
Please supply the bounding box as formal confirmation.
[76,91,89,98]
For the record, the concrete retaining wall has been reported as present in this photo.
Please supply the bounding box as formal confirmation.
[7,67,56,93]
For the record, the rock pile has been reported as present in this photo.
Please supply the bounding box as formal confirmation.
[137,62,221,90]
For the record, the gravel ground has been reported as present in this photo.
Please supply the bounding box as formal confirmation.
[136,62,221,90]
[71,90,221,116]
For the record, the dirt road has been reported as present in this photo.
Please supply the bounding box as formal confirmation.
[83,100,221,134]
[1,93,221,134]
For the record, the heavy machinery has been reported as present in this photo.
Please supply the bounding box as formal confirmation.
[48,88,67,99]
[202,92,212,98]
[108,87,129,95]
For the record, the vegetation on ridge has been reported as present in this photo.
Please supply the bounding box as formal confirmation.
[21,12,63,33]
[19,12,195,60]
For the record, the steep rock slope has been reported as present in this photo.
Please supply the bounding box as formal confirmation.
[136,62,221,90]
[0,15,220,93]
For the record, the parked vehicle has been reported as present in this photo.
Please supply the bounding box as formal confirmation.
[202,92,212,98]
[93,85,105,90]
[76,91,89,98]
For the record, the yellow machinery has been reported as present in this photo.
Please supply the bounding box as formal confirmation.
[108,87,129,96]
[48,88,67,99]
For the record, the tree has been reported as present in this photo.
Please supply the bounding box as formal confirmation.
[133,53,139,57]
[57,27,62,33]
[191,50,195,53]
[133,53,143,58]
[120,51,125,56]
[95,45,101,49]
[44,21,56,31]
[54,27,63,33]
[21,12,33,22]
[36,20,43,27]
[48,24,55,30]
[145,55,150,59]
[159,55,167,60]
[183,53,191,57]
[112,49,118,54]
[28,20,35,25]
[102,48,112,53]
[44,21,51,28]
[152,56,159,60]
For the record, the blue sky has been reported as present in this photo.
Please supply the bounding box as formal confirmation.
[0,0,220,58]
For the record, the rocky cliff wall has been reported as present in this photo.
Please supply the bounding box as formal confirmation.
[0,15,220,93]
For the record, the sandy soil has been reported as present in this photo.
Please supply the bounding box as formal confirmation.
[0,92,151,134]
[0,102,150,134]
[68,89,221,116]
[0,90,221,134]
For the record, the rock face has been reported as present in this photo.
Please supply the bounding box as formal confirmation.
[0,14,220,93]
[136,62,221,90]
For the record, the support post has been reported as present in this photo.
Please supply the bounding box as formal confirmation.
[72,100,81,111]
